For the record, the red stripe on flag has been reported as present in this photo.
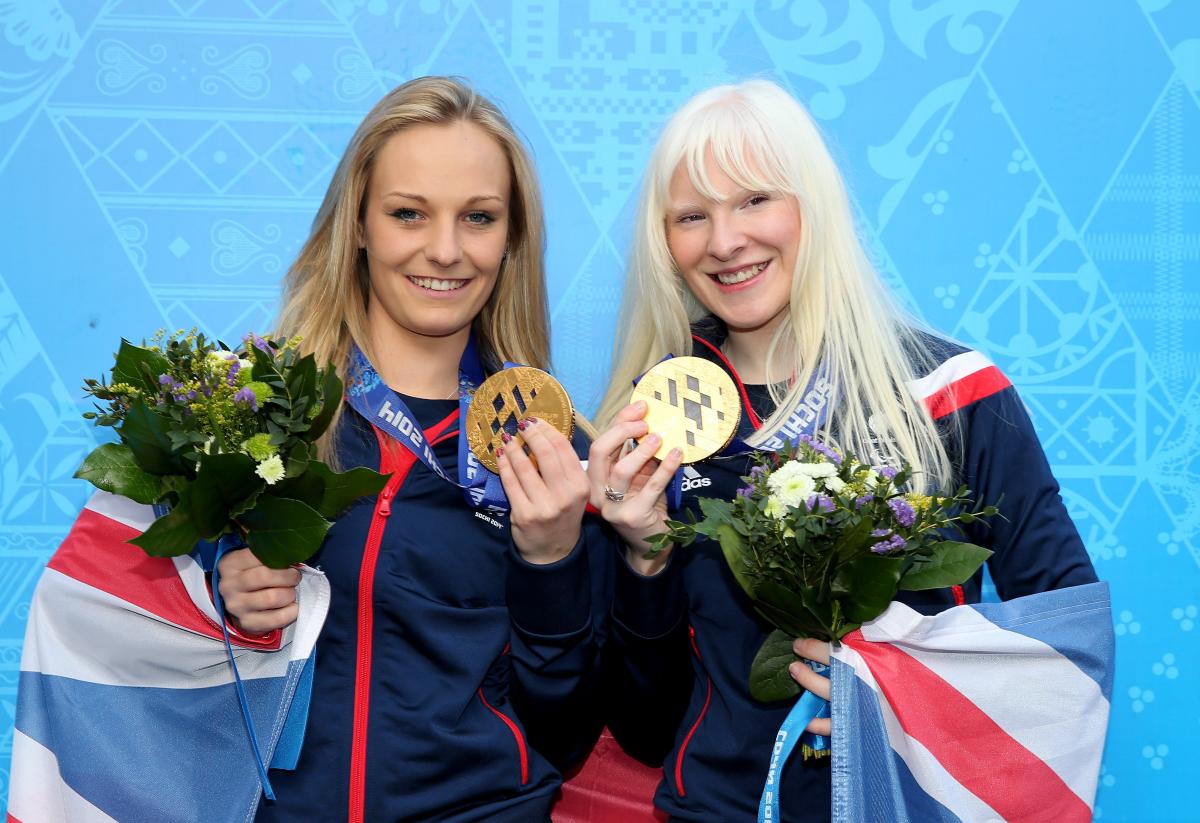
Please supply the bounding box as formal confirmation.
[48,507,224,640]
[923,365,1010,420]
[845,630,1091,823]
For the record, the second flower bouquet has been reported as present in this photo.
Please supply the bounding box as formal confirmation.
[648,434,999,702]
[76,330,387,567]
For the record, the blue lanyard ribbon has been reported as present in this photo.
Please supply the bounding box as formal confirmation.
[210,532,278,802]
[344,337,508,513]
[757,684,829,822]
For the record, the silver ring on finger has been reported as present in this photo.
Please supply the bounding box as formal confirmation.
[603,485,626,503]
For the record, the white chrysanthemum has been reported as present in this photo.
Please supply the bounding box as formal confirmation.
[255,454,285,485]
[764,496,786,519]
[825,475,846,494]
[794,461,838,479]
[767,461,817,508]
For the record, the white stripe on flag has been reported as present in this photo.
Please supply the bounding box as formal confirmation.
[22,569,293,688]
[8,729,120,823]
[84,490,156,532]
[833,645,1006,823]
[906,350,993,402]
[859,602,1107,806]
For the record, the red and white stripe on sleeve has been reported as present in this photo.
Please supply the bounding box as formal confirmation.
[907,350,1012,420]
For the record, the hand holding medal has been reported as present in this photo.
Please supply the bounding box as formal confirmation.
[467,367,588,564]
[586,357,741,569]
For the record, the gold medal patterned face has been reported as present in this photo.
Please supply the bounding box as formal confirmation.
[629,356,741,464]
[466,366,574,473]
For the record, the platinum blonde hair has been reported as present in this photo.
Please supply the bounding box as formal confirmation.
[597,79,952,490]
[277,76,550,462]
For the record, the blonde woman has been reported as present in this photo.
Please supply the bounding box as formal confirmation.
[588,79,1097,821]
[219,77,610,822]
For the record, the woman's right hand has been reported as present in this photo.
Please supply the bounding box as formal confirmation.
[587,400,684,576]
[216,548,302,634]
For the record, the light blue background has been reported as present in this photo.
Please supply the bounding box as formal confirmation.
[0,1,1197,819]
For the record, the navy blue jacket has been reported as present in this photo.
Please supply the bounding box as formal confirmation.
[605,320,1099,822]
[257,396,611,822]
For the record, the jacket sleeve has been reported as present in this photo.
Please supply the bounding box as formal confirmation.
[601,547,694,766]
[505,505,613,774]
[952,382,1099,600]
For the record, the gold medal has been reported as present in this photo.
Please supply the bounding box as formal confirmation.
[630,356,741,464]
[466,366,574,473]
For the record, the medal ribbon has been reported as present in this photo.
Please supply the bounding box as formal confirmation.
[344,338,508,512]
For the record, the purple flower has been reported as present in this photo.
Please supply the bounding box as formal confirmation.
[187,390,197,400]
[252,335,270,353]
[871,528,891,537]
[225,359,241,387]
[159,373,174,386]
[233,386,258,411]
[806,494,834,513]
[736,486,754,498]
[749,465,767,479]
[854,494,875,509]
[813,442,842,465]
[870,533,907,554]
[888,497,916,527]
[878,466,898,480]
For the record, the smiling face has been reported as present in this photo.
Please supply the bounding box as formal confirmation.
[359,120,510,347]
[664,149,802,338]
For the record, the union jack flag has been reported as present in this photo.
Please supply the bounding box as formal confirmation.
[8,492,328,823]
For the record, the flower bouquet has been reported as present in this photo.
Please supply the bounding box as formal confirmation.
[76,330,387,566]
[648,434,999,703]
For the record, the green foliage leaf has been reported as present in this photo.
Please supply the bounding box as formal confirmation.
[129,505,204,558]
[835,554,903,623]
[119,398,183,474]
[832,517,875,561]
[75,443,173,504]
[272,460,388,518]
[898,541,993,591]
[748,630,801,702]
[112,339,172,394]
[713,522,756,601]
[306,364,343,442]
[187,453,264,537]
[240,496,331,568]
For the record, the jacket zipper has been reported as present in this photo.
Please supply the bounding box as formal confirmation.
[477,688,530,785]
[348,416,458,823]
[675,624,712,797]
[348,472,402,823]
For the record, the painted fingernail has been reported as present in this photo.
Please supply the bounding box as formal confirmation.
[524,416,538,427]
[501,432,512,443]
[516,419,527,431]
[496,447,504,457]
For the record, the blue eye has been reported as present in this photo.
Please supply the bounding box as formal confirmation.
[465,211,495,225]
[391,208,420,221]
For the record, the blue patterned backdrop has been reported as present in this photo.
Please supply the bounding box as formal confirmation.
[0,0,1196,819]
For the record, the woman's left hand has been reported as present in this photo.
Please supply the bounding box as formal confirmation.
[790,637,832,736]
[497,416,590,565]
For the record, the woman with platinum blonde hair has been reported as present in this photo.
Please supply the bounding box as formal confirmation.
[588,79,1096,821]
[218,76,611,822]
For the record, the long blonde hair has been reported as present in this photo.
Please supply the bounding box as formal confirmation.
[277,76,550,460]
[598,79,952,490]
